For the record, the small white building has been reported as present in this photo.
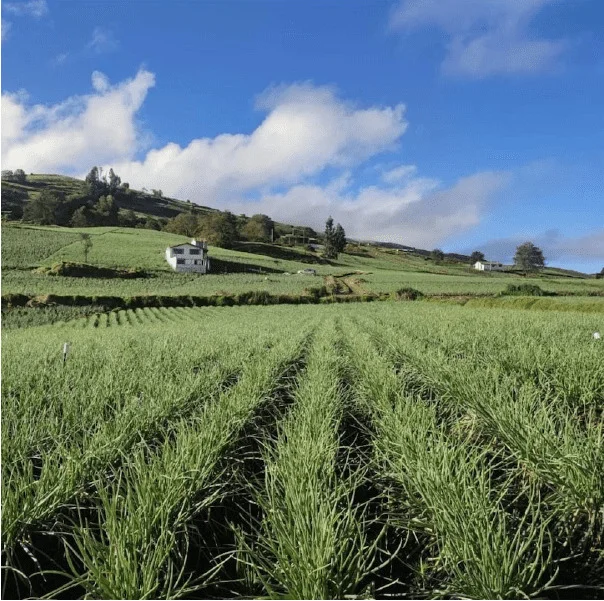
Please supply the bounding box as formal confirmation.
[165,239,210,273]
[474,260,504,272]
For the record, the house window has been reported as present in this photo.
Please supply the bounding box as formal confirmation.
[176,258,185,265]
[173,248,184,255]
[189,249,201,255]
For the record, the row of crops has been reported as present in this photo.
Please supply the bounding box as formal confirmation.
[2,303,603,599]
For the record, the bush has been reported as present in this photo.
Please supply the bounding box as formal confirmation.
[305,286,328,300]
[35,262,148,279]
[394,287,424,301]
[501,284,546,297]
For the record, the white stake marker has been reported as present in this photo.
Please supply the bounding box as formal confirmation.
[63,342,71,365]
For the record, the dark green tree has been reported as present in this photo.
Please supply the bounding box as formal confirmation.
[164,212,200,237]
[430,248,445,262]
[1,170,13,180]
[108,168,121,194]
[323,216,338,259]
[96,195,119,225]
[470,251,485,264]
[143,217,161,231]
[85,166,104,198]
[70,206,92,228]
[241,214,273,242]
[197,211,239,248]
[514,242,545,273]
[118,209,139,228]
[333,223,346,254]
[23,190,62,224]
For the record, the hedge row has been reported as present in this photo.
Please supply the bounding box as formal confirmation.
[2,290,386,311]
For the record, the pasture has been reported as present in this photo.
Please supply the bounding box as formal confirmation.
[2,302,603,599]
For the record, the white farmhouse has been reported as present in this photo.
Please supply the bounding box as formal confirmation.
[165,239,210,273]
[474,260,504,272]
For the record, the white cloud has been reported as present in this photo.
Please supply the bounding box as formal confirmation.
[2,69,508,248]
[473,229,604,266]
[228,171,507,247]
[1,19,11,41]
[1,69,155,172]
[91,70,110,92]
[381,163,417,184]
[110,81,407,203]
[390,0,566,77]
[87,27,118,54]
[52,52,69,66]
[3,0,48,18]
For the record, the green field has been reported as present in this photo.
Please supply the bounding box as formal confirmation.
[3,224,603,301]
[2,302,603,599]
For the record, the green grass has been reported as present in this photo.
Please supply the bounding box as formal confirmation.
[1,225,80,268]
[2,302,603,599]
[3,225,602,301]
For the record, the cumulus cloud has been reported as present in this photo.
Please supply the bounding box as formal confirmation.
[2,69,509,247]
[3,0,48,18]
[110,81,407,202]
[226,170,508,247]
[1,69,155,172]
[390,0,567,77]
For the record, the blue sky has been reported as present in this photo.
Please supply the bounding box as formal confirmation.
[2,0,603,271]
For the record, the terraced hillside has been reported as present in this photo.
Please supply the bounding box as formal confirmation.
[3,224,603,302]
[2,302,603,599]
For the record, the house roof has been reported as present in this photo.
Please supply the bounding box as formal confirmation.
[476,261,502,265]
[167,242,202,249]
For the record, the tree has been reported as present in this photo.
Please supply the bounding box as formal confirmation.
[96,195,119,225]
[430,248,445,262]
[80,233,93,263]
[144,217,161,231]
[1,170,13,180]
[13,169,26,183]
[470,251,485,264]
[118,209,139,228]
[85,166,104,198]
[514,241,545,273]
[323,216,338,259]
[197,211,239,248]
[241,214,273,242]
[70,206,92,228]
[595,267,604,280]
[164,212,200,237]
[108,168,121,194]
[23,190,62,224]
[333,223,346,254]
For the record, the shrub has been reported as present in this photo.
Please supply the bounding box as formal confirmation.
[36,262,148,279]
[394,287,424,301]
[502,284,546,297]
[305,286,328,300]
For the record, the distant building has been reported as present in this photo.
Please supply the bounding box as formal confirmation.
[474,261,504,272]
[165,239,210,273]
[297,268,317,276]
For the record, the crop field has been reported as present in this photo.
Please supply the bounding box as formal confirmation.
[361,269,604,296]
[2,302,603,599]
[1,268,320,298]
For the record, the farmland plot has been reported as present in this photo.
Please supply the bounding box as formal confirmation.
[1,303,603,599]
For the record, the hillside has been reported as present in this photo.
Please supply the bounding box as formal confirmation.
[0,172,311,239]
